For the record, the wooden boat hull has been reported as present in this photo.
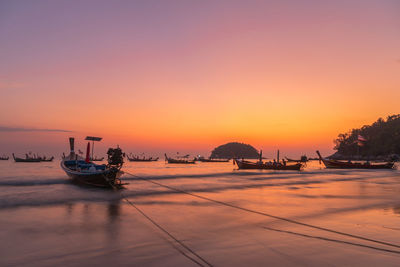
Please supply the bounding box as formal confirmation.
[61,160,122,188]
[166,159,196,164]
[234,159,302,170]
[197,158,230,162]
[12,153,41,162]
[164,154,195,164]
[127,157,159,162]
[316,150,394,169]
[65,170,122,188]
[321,160,394,169]
[39,157,54,162]
[14,158,41,162]
[285,157,308,163]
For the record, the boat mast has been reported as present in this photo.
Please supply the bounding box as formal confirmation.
[85,136,102,161]
[69,137,75,157]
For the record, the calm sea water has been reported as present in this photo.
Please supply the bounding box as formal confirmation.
[1,160,400,266]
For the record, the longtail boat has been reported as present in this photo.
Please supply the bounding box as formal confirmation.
[164,154,195,164]
[0,156,9,160]
[61,137,125,189]
[316,150,394,169]
[127,154,159,162]
[234,150,302,170]
[194,156,229,162]
[197,158,230,163]
[90,156,104,161]
[38,156,54,162]
[234,159,302,170]
[12,153,41,162]
[285,155,308,163]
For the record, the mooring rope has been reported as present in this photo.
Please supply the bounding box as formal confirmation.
[262,226,400,254]
[120,192,213,266]
[103,174,213,267]
[125,171,400,252]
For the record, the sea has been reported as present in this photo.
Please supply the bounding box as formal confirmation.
[1,159,400,266]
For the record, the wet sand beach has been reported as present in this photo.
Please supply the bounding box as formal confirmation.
[1,160,400,266]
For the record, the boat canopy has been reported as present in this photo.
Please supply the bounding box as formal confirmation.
[85,136,102,141]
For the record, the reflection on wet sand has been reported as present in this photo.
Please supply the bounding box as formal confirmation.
[1,160,400,266]
[63,200,122,241]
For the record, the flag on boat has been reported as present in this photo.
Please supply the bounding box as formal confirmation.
[358,135,367,142]
[85,142,90,163]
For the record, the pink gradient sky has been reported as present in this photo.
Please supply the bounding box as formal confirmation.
[1,0,399,158]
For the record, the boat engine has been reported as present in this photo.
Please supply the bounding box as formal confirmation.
[107,146,125,169]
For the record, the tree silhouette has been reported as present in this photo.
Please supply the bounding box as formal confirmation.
[334,114,400,157]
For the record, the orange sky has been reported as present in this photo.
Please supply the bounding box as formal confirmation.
[0,1,399,158]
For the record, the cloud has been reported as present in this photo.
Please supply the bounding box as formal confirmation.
[0,126,72,133]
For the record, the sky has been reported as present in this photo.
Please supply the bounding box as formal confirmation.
[0,0,399,158]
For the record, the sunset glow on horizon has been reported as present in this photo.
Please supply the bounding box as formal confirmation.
[1,0,399,157]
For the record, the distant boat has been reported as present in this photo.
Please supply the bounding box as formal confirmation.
[127,154,159,162]
[165,153,195,164]
[234,159,302,170]
[61,137,125,189]
[316,150,394,169]
[195,156,229,163]
[0,155,9,160]
[285,155,308,163]
[12,153,41,162]
[90,156,104,161]
[234,149,302,170]
[38,155,54,162]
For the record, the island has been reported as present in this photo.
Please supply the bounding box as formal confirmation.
[210,142,260,159]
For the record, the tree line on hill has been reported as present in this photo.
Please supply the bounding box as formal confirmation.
[332,114,400,160]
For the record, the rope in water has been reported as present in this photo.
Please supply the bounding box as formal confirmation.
[120,192,213,266]
[125,171,400,252]
[103,174,213,267]
[261,226,400,254]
